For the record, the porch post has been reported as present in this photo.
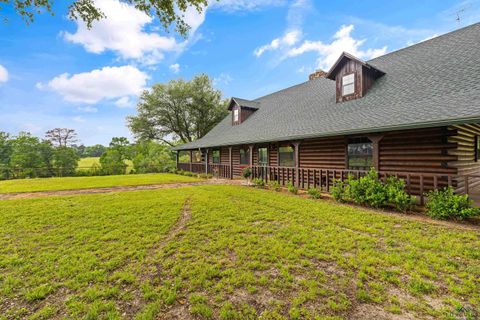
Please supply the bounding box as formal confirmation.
[367,134,384,171]
[189,150,193,172]
[228,146,233,179]
[292,141,301,187]
[248,144,254,166]
[176,151,179,169]
[204,149,209,174]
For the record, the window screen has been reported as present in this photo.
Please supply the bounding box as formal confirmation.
[279,146,295,167]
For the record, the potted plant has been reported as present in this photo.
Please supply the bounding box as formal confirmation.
[241,166,252,185]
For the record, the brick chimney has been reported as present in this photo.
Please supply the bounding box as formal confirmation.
[308,69,326,80]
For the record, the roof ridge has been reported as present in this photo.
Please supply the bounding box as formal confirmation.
[367,22,480,64]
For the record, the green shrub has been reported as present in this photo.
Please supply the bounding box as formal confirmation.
[252,178,265,188]
[307,188,321,199]
[331,179,347,202]
[268,181,281,191]
[183,171,194,177]
[425,187,479,220]
[241,167,252,179]
[331,169,414,212]
[287,181,298,194]
[198,173,208,179]
[347,169,387,208]
[385,176,415,212]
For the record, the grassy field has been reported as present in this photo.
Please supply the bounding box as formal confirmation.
[0,185,478,319]
[0,173,201,194]
[77,157,134,172]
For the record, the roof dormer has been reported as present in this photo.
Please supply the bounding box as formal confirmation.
[326,52,385,103]
[228,97,259,125]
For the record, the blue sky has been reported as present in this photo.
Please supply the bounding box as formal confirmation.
[0,0,479,145]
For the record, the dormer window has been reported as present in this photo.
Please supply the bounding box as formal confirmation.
[342,73,355,96]
[326,52,385,103]
[227,97,260,125]
[233,109,239,122]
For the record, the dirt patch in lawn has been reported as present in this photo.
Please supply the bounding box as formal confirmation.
[0,179,243,200]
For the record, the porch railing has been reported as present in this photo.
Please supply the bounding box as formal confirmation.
[177,162,232,179]
[177,162,480,204]
[251,165,480,205]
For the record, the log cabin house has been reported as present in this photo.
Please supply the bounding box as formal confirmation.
[174,23,480,203]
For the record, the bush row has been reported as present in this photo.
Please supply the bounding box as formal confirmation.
[246,167,479,221]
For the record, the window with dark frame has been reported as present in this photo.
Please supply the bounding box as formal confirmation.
[240,148,250,165]
[212,149,220,164]
[258,147,268,166]
[278,146,295,167]
[347,137,373,170]
[476,135,480,162]
[342,73,355,96]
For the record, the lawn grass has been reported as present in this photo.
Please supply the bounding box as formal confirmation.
[0,185,479,319]
[0,173,201,194]
[77,157,134,173]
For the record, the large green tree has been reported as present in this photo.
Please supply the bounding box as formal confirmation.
[127,74,228,146]
[1,0,209,36]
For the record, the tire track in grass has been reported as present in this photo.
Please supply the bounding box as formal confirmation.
[120,197,193,318]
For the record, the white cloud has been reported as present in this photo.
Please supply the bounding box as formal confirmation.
[254,30,301,57]
[212,0,286,12]
[287,25,387,70]
[78,106,98,113]
[252,0,309,58]
[72,116,86,123]
[0,64,8,84]
[213,73,233,87]
[169,63,180,73]
[115,96,134,108]
[62,0,184,65]
[38,65,148,104]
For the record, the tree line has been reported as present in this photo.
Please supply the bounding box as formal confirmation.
[0,131,176,180]
[0,74,230,180]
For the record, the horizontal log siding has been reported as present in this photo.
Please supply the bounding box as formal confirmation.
[448,123,480,192]
[269,144,278,167]
[379,127,456,174]
[299,136,346,169]
[232,146,242,176]
[220,147,230,165]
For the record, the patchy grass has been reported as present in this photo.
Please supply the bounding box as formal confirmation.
[0,173,201,193]
[0,185,479,319]
[77,157,134,173]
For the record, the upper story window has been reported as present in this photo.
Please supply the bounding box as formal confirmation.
[212,149,220,164]
[347,138,372,170]
[342,73,355,96]
[240,148,250,165]
[233,109,239,123]
[279,146,295,167]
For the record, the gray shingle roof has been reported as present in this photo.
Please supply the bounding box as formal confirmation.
[174,23,480,151]
[230,97,260,110]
